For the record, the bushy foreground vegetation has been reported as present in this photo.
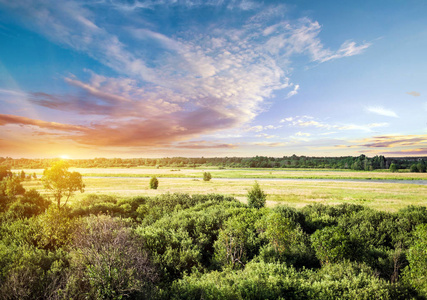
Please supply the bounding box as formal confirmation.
[1,164,427,299]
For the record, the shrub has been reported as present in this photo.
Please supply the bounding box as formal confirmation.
[410,164,418,172]
[64,215,157,299]
[311,226,352,265]
[150,176,159,189]
[247,181,266,209]
[203,172,212,181]
[389,163,398,172]
[404,224,427,297]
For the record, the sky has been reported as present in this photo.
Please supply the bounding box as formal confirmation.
[0,0,426,159]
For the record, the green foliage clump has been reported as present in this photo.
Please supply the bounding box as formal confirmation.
[1,176,25,198]
[6,189,50,219]
[389,163,398,172]
[33,206,77,250]
[150,176,159,189]
[170,260,409,300]
[404,224,427,297]
[214,209,264,269]
[42,161,85,210]
[311,226,353,265]
[203,172,212,181]
[247,181,266,209]
[62,215,157,299]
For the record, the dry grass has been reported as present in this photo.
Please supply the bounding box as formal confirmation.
[17,167,427,181]
[23,173,427,212]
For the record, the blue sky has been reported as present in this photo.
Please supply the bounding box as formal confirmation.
[0,0,426,158]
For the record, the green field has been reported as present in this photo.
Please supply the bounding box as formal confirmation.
[19,166,427,180]
[22,167,427,212]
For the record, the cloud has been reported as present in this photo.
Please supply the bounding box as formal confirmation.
[108,0,261,11]
[318,40,371,63]
[286,84,299,98]
[253,142,286,147]
[295,131,311,137]
[247,124,282,132]
[0,114,86,132]
[406,91,420,97]
[281,116,389,132]
[255,133,278,139]
[0,1,371,149]
[0,88,27,97]
[382,148,427,156]
[365,106,399,118]
[175,141,237,149]
[357,135,427,148]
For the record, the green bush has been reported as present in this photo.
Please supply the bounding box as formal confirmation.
[247,181,266,209]
[150,176,159,189]
[203,172,212,181]
[404,224,427,297]
[63,215,157,299]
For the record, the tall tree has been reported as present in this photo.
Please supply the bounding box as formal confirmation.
[42,161,85,209]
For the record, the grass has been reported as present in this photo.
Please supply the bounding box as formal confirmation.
[17,167,427,181]
[22,169,427,212]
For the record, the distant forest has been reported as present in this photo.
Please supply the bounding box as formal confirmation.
[1,155,426,172]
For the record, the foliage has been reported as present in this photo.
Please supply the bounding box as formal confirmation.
[169,260,411,300]
[33,206,77,250]
[311,226,352,265]
[203,172,212,181]
[150,176,159,189]
[42,161,85,209]
[0,176,25,198]
[389,163,398,172]
[63,215,157,299]
[6,189,50,219]
[0,166,12,180]
[5,153,423,170]
[404,224,427,297]
[247,181,266,209]
[0,189,426,299]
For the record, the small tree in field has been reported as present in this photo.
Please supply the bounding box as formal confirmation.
[247,181,266,209]
[203,172,212,181]
[42,161,84,210]
[150,176,159,189]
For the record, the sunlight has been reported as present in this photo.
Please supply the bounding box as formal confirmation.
[59,154,70,160]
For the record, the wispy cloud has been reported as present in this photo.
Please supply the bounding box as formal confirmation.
[382,148,427,156]
[175,140,237,149]
[256,133,278,139]
[286,84,299,98]
[109,0,261,11]
[295,131,311,137]
[365,106,399,118]
[0,0,371,149]
[253,142,287,147]
[406,91,420,97]
[281,115,389,132]
[332,135,427,156]
[0,114,86,132]
[247,124,282,132]
[356,135,427,148]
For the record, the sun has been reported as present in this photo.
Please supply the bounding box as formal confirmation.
[59,155,70,160]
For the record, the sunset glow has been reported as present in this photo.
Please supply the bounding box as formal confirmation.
[0,1,426,158]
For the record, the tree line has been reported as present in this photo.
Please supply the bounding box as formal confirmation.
[1,154,426,171]
[1,162,427,299]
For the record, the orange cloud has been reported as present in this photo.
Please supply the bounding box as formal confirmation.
[0,114,86,132]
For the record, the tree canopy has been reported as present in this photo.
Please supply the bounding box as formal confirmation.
[42,161,84,209]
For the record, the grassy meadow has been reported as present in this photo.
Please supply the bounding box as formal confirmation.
[21,167,427,212]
